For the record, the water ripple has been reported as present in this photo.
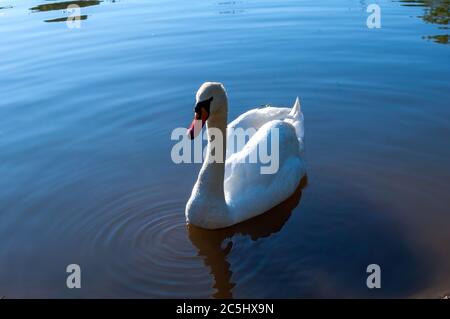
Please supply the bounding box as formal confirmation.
[73,186,212,297]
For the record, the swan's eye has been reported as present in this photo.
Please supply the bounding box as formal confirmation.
[195,96,213,114]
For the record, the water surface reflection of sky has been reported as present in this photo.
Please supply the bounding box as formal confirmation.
[0,0,449,298]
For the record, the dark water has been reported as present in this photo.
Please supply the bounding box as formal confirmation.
[0,0,449,298]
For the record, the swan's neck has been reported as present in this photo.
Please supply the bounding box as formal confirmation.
[196,111,227,199]
[187,98,232,229]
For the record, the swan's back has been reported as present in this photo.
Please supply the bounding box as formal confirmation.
[226,99,304,159]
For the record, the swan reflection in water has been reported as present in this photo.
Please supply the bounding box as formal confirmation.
[188,176,308,298]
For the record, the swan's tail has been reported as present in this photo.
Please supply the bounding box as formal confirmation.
[287,97,304,153]
[288,97,301,117]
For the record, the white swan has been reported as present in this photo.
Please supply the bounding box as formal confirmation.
[186,82,306,229]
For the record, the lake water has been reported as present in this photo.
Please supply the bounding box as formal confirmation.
[0,0,449,298]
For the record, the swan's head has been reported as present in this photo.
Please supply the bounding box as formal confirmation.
[188,82,228,139]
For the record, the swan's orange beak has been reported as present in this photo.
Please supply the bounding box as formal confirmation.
[187,108,209,140]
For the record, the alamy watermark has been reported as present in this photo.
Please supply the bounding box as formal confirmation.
[66,4,82,29]
[366,264,381,289]
[366,4,381,29]
[64,263,381,290]
[171,121,280,174]
[66,264,81,289]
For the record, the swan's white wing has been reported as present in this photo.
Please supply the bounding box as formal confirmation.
[226,107,289,158]
[224,120,306,225]
[226,98,304,159]
[228,107,291,132]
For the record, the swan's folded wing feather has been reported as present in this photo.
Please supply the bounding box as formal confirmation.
[224,120,306,224]
[226,107,292,159]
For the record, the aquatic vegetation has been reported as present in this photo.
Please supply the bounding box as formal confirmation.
[399,0,450,44]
